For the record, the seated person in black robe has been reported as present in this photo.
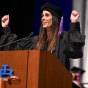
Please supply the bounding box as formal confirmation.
[71,66,85,88]
[0,2,85,70]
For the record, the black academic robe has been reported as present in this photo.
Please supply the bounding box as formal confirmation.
[0,22,85,70]
[72,82,85,88]
[72,82,80,88]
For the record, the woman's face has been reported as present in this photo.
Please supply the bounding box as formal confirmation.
[76,73,82,81]
[73,72,82,81]
[41,10,52,29]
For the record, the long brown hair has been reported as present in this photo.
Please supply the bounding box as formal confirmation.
[36,16,60,52]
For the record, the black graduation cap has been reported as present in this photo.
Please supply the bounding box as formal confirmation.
[41,2,63,19]
[70,66,85,75]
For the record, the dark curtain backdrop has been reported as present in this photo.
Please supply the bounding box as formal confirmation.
[0,0,35,39]
[0,0,72,39]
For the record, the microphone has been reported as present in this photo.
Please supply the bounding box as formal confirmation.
[0,32,34,48]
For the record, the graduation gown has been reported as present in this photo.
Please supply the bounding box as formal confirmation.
[72,82,80,88]
[72,82,85,88]
[0,22,85,70]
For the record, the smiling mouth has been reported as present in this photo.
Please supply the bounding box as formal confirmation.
[42,22,47,24]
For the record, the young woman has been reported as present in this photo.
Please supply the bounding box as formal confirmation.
[0,2,85,70]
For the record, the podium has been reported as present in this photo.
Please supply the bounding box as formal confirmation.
[0,50,72,88]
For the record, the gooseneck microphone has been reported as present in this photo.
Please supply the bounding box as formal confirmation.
[0,32,34,48]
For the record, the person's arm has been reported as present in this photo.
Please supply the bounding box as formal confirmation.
[0,14,17,45]
[0,15,17,50]
[1,14,17,42]
[70,10,85,47]
[64,10,85,58]
[0,14,36,50]
[0,26,17,45]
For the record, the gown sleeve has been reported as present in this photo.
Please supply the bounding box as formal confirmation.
[0,27,17,45]
[0,27,37,50]
[0,27,17,50]
[64,22,85,59]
